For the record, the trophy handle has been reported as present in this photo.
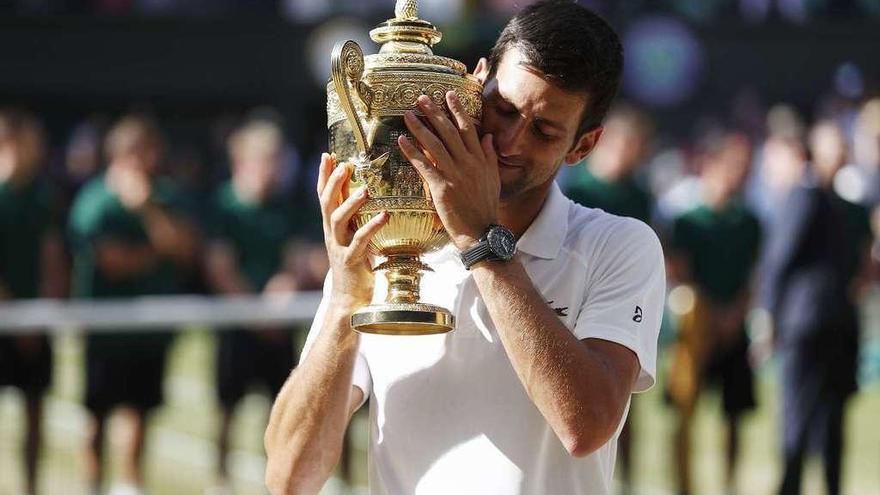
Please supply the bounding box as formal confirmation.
[331,40,371,155]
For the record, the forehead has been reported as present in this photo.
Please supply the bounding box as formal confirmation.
[492,48,588,131]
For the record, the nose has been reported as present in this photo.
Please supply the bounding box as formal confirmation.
[494,118,526,158]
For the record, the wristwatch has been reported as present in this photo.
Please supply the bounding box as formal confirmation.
[459,224,517,270]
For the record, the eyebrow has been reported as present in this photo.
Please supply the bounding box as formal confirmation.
[534,117,565,133]
[492,87,567,133]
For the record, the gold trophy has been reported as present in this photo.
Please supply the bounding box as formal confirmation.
[326,0,482,335]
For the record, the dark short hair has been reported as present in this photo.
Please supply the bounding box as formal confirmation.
[488,0,623,137]
[104,114,165,160]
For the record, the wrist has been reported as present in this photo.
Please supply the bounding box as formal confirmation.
[451,221,495,251]
[458,223,517,270]
[321,304,361,347]
[452,233,480,251]
[327,293,371,316]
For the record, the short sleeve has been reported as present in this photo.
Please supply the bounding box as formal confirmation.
[299,272,372,406]
[68,183,109,246]
[574,219,665,393]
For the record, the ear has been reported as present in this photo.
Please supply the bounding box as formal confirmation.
[473,57,489,85]
[564,127,603,166]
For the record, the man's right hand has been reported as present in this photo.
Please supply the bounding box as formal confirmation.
[318,152,389,312]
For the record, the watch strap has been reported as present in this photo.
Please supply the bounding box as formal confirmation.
[460,239,494,270]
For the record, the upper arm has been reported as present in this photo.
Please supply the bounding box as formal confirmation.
[575,219,665,392]
[94,239,155,279]
[580,337,640,414]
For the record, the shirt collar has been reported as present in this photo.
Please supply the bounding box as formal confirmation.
[515,181,570,260]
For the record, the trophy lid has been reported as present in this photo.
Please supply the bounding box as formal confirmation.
[370,0,442,54]
[365,0,467,77]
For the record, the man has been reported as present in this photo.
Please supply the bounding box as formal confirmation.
[68,115,199,495]
[204,118,306,494]
[763,120,871,495]
[265,2,665,494]
[665,131,761,495]
[566,104,654,224]
[0,109,66,495]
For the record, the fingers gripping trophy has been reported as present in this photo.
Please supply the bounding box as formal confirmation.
[327,0,483,335]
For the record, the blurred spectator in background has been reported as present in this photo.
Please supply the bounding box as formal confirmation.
[565,103,654,495]
[666,130,761,495]
[64,117,106,193]
[762,118,872,495]
[852,98,880,206]
[566,103,654,224]
[203,117,306,495]
[68,115,200,495]
[0,109,66,495]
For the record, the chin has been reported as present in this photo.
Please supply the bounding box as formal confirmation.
[499,180,528,201]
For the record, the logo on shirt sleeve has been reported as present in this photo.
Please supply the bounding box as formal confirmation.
[633,306,643,323]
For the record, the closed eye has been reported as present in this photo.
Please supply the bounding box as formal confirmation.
[532,124,553,140]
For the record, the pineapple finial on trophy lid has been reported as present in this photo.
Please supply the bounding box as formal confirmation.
[371,0,441,54]
[395,0,418,20]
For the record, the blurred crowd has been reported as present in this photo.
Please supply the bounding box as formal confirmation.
[0,109,329,495]
[2,0,879,23]
[571,96,880,495]
[1,77,880,495]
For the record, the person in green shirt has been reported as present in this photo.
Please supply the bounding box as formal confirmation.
[204,118,306,494]
[666,130,762,495]
[566,104,653,224]
[68,115,199,495]
[0,109,66,495]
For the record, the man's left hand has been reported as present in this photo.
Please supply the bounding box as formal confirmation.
[399,91,500,250]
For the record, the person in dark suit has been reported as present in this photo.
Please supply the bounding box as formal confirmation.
[761,121,872,495]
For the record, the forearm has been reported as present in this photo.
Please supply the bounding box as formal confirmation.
[472,260,635,456]
[265,302,360,495]
[96,241,159,280]
[208,272,252,295]
[141,202,199,264]
[40,231,68,299]
[205,243,254,295]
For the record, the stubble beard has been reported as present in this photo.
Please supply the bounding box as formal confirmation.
[499,175,529,201]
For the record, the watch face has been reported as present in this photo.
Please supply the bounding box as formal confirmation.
[487,226,517,260]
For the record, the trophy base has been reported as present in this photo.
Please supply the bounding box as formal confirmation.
[351,303,454,335]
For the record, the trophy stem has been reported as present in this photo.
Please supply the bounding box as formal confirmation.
[382,255,426,304]
[351,255,453,335]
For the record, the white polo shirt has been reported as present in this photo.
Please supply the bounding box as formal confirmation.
[301,182,665,495]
